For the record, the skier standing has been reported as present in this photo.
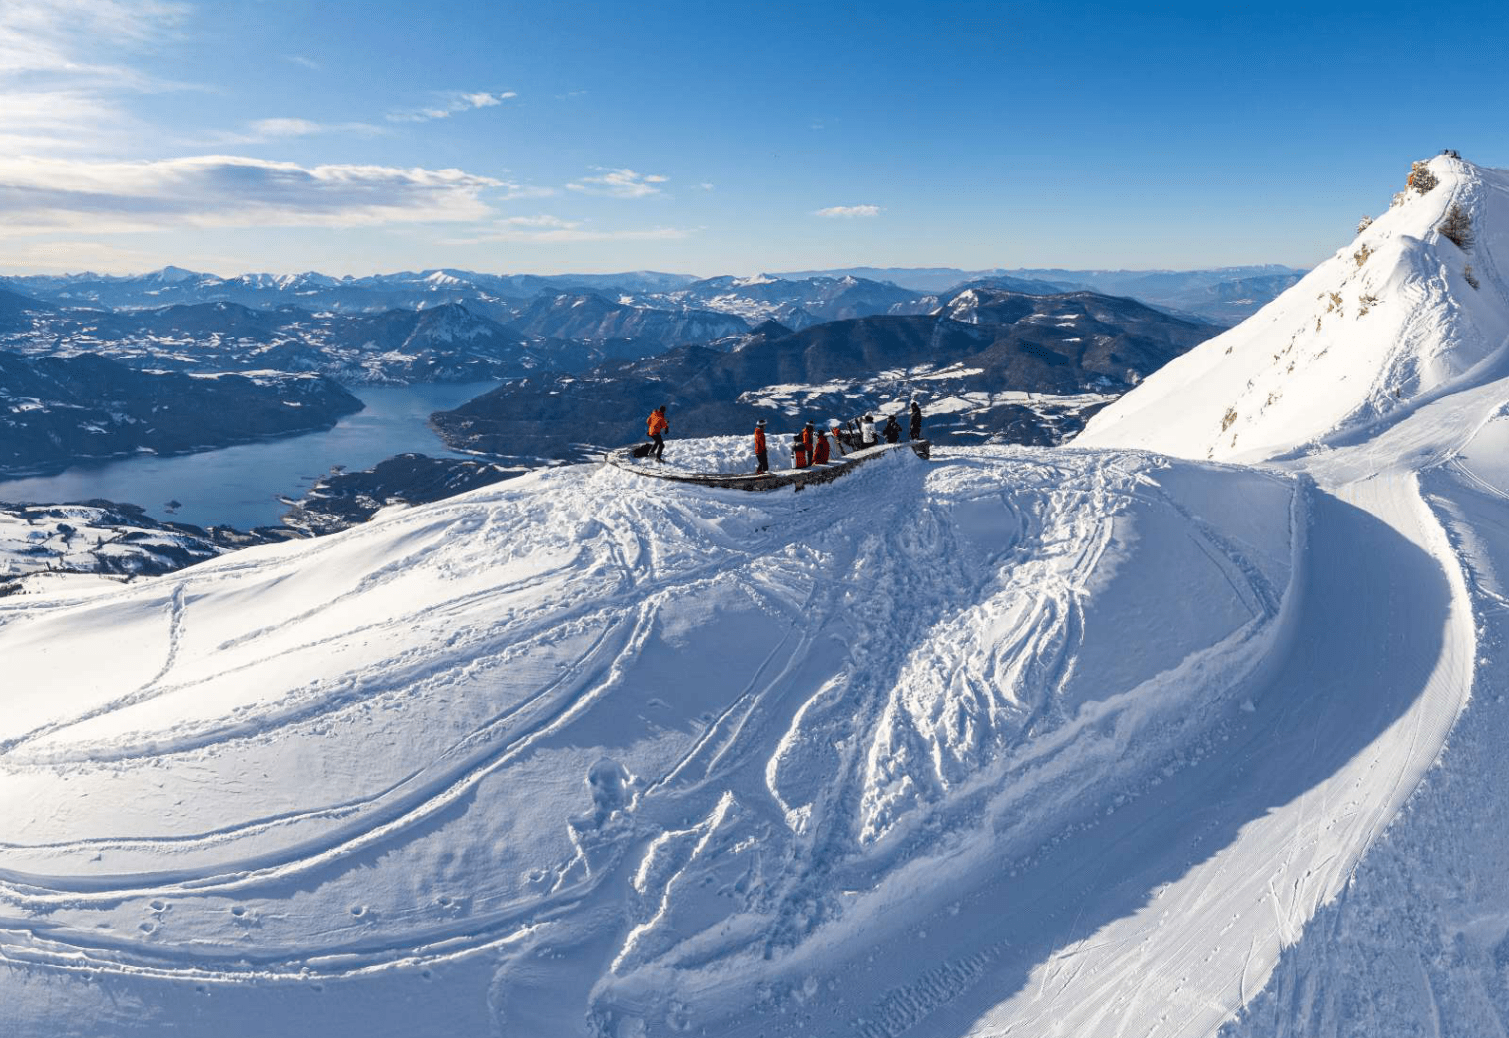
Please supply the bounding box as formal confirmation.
[909,400,923,441]
[813,427,831,464]
[753,418,769,474]
[860,414,877,447]
[646,405,669,462]
[883,414,901,444]
[793,433,809,468]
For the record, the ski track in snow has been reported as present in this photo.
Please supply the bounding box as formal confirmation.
[1,154,1508,1037]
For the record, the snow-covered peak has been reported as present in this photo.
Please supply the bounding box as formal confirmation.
[1079,154,1508,462]
[146,264,200,284]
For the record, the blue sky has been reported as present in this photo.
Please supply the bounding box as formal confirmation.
[3,0,1507,277]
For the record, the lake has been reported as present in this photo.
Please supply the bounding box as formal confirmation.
[0,382,498,530]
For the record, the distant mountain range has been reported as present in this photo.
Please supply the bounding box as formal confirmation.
[0,261,1296,482]
[0,263,1306,330]
[775,264,1307,322]
[430,288,1219,460]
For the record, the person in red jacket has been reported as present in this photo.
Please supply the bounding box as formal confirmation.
[812,427,831,464]
[646,405,669,462]
[800,421,815,464]
[753,418,769,473]
[792,433,808,468]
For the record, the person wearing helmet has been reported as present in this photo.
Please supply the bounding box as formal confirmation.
[801,421,816,463]
[909,399,923,441]
[754,418,769,474]
[792,432,809,468]
[883,414,901,443]
[860,414,877,447]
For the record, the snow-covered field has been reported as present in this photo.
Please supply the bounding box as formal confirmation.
[0,503,231,591]
[736,364,1119,445]
[2,153,1508,1036]
[646,432,794,474]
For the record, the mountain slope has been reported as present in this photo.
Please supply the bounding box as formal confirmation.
[0,443,1310,1037]
[431,295,1216,459]
[0,353,362,475]
[1078,154,1509,462]
[6,300,539,385]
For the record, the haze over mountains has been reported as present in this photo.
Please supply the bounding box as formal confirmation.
[1,262,1300,327]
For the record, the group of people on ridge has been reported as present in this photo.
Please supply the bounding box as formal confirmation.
[644,400,922,474]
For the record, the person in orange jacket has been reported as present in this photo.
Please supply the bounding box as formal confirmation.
[800,421,816,464]
[754,418,769,474]
[792,433,808,468]
[812,427,831,464]
[646,405,669,462]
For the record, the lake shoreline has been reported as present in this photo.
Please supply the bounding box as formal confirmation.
[0,381,501,530]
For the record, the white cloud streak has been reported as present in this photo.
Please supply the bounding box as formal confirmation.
[445,215,692,244]
[567,168,669,198]
[208,118,388,145]
[815,204,882,218]
[388,90,517,123]
[0,155,504,234]
[0,0,188,156]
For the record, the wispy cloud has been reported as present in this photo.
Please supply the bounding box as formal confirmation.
[0,0,186,77]
[208,118,388,145]
[388,90,517,123]
[0,155,503,234]
[498,183,559,200]
[285,54,321,71]
[816,204,882,218]
[0,0,188,155]
[446,215,692,244]
[500,214,578,228]
[567,168,668,198]
[695,182,715,191]
[0,239,165,274]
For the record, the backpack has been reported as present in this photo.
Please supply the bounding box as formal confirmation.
[631,442,654,459]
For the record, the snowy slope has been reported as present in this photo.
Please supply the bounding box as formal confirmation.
[0,441,1310,1036]
[1078,154,1509,463]
[6,155,1509,1038]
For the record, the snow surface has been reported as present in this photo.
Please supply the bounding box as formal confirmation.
[3,154,1509,1037]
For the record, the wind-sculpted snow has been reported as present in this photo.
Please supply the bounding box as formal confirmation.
[0,440,1299,1036]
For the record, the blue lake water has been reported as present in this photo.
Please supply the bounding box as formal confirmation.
[0,382,498,530]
